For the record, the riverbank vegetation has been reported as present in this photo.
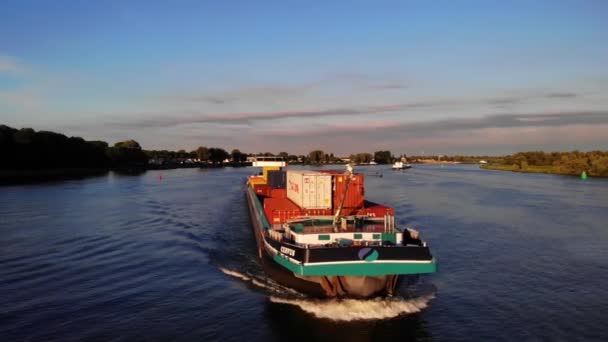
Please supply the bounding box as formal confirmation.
[0,125,246,183]
[3,125,607,182]
[481,151,608,177]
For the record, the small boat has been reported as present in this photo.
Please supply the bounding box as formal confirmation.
[391,161,412,170]
[246,157,436,298]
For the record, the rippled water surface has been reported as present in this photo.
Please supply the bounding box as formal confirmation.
[1,165,607,341]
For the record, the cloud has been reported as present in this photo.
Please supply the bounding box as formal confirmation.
[0,88,43,111]
[105,101,445,129]
[161,83,318,107]
[258,111,608,138]
[108,89,586,129]
[485,91,580,106]
[544,92,577,98]
[0,55,28,75]
[162,72,410,107]
[89,108,608,153]
[374,83,408,90]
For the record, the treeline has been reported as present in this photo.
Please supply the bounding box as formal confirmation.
[250,150,401,164]
[489,151,608,176]
[5,125,605,177]
[408,155,500,163]
[0,125,251,170]
[304,150,396,164]
[0,125,147,169]
[146,147,247,165]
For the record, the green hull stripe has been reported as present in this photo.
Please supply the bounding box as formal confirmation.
[248,186,270,230]
[272,254,437,276]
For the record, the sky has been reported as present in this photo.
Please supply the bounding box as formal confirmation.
[1,0,607,155]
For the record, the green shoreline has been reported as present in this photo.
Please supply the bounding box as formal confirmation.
[480,164,597,177]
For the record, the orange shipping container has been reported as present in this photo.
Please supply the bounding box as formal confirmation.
[264,198,303,224]
[271,188,287,198]
[332,173,365,211]
[254,184,272,197]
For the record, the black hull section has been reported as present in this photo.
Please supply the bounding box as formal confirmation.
[259,249,326,298]
[264,237,433,264]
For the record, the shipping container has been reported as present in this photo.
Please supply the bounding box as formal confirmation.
[332,173,364,212]
[271,188,286,198]
[248,176,266,185]
[267,170,286,189]
[264,198,303,224]
[318,170,365,215]
[262,166,281,182]
[301,208,333,216]
[286,170,332,210]
[253,184,272,197]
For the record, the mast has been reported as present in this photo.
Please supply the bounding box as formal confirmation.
[333,164,354,230]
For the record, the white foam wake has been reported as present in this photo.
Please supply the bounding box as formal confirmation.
[219,267,251,281]
[269,294,434,321]
[220,267,434,321]
[219,267,302,296]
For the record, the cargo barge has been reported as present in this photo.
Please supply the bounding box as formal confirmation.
[246,157,436,298]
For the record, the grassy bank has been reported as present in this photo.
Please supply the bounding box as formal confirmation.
[480,164,581,176]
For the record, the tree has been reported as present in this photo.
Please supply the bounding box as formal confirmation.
[231,149,246,163]
[13,128,36,145]
[308,150,325,164]
[374,150,392,164]
[107,139,148,167]
[589,155,608,176]
[278,152,289,161]
[196,146,210,162]
[208,147,230,164]
[114,139,141,150]
[350,153,373,164]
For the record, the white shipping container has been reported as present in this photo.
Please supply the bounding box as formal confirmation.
[286,170,332,210]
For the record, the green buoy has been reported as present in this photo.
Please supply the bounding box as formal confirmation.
[581,171,588,180]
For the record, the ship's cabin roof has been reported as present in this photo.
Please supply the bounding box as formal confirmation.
[285,218,390,234]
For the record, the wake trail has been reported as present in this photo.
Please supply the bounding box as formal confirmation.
[220,266,435,321]
[270,294,434,321]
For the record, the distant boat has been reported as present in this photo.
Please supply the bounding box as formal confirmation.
[392,161,412,170]
[479,160,488,164]
[369,161,378,165]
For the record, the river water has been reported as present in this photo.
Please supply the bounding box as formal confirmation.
[1,165,607,341]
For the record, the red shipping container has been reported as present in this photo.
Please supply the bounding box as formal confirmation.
[332,173,365,210]
[271,188,286,198]
[301,208,333,216]
[318,170,365,211]
[264,198,304,224]
[254,184,272,197]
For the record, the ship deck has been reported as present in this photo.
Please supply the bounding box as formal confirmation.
[281,219,388,234]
